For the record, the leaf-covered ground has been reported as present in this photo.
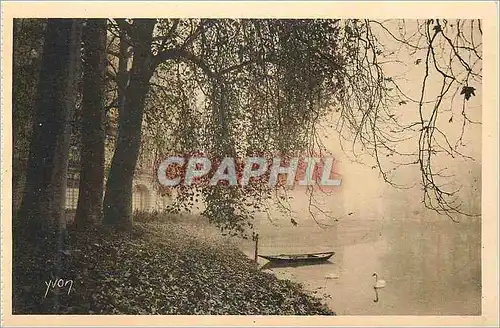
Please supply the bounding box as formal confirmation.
[13,216,335,315]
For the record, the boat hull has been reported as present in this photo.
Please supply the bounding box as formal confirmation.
[258,251,335,264]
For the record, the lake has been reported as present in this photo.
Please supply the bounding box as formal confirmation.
[238,213,481,315]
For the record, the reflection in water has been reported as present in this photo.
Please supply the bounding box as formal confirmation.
[239,215,481,315]
[260,259,337,271]
[376,218,481,315]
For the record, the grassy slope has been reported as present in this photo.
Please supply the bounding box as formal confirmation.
[13,216,335,315]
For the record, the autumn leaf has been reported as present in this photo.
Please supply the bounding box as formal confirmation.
[14,218,334,315]
[460,86,476,101]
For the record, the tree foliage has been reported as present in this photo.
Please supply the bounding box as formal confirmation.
[349,19,482,220]
[111,19,481,233]
[105,19,373,233]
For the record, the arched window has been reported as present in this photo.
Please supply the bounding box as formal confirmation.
[65,169,80,210]
[132,184,150,212]
[65,187,79,210]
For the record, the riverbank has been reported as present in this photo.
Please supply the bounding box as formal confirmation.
[12,213,334,315]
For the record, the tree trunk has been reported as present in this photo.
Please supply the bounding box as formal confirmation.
[12,19,46,214]
[74,19,107,228]
[16,19,82,241]
[117,28,131,118]
[103,19,156,227]
[111,28,132,148]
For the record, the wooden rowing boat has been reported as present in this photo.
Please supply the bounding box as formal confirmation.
[258,251,335,264]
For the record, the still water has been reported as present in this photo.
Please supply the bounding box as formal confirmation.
[239,214,481,315]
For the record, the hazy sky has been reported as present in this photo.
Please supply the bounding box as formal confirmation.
[278,20,482,225]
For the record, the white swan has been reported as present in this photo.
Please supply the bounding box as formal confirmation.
[325,272,340,280]
[372,272,386,289]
